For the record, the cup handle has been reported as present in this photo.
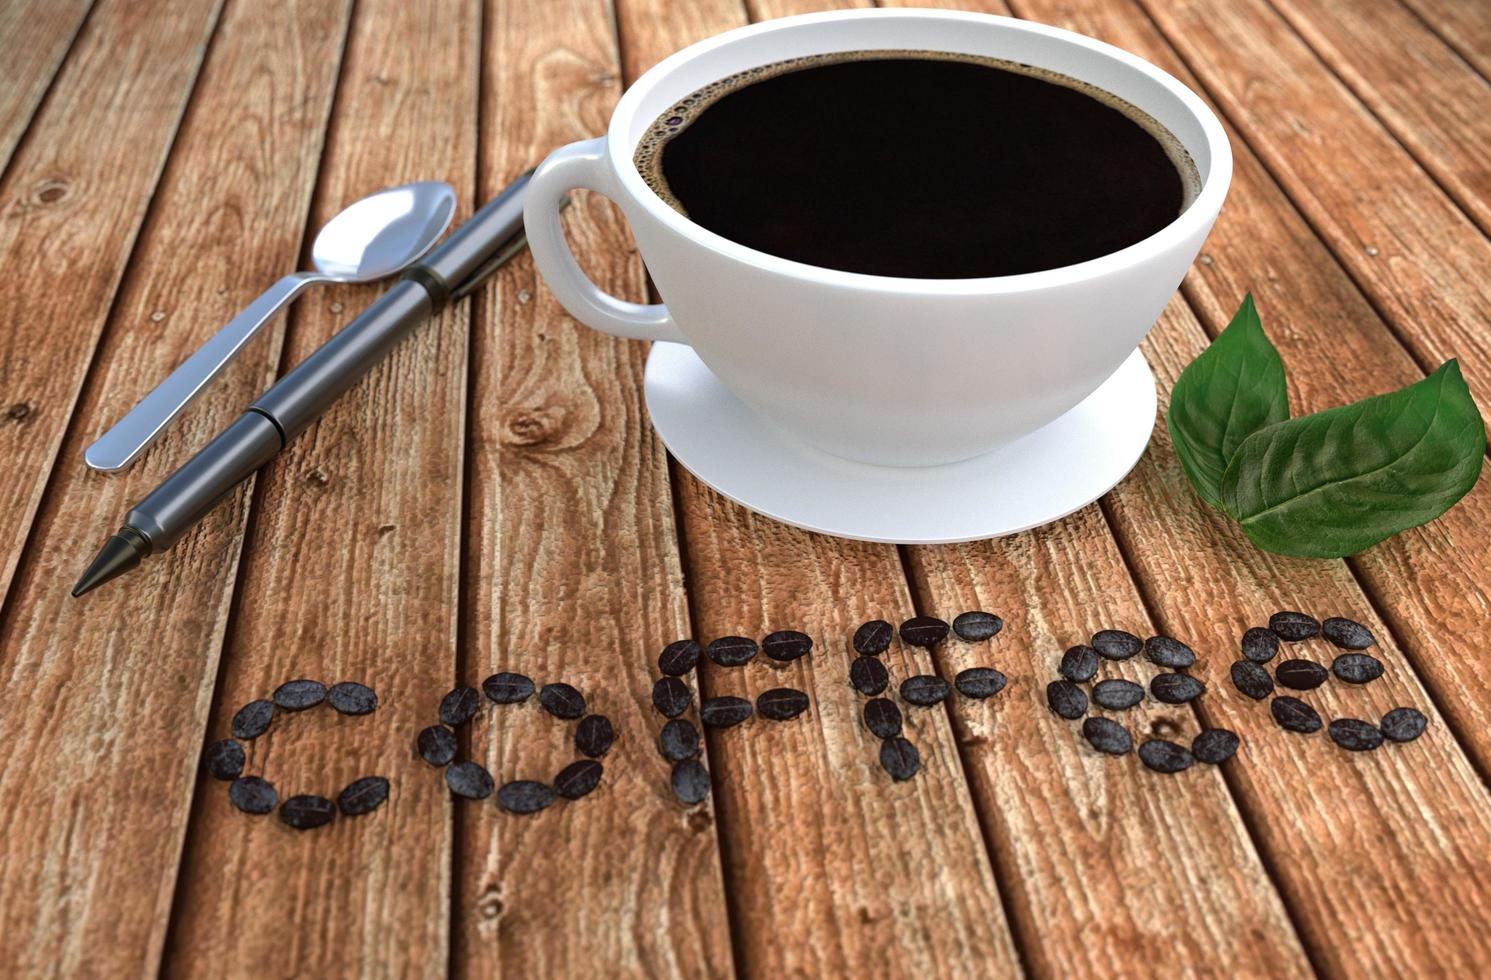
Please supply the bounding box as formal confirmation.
[523,137,685,344]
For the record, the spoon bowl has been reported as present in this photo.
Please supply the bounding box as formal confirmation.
[311,181,457,281]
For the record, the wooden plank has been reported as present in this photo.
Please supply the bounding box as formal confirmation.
[1400,0,1491,81]
[1009,0,1491,793]
[0,0,349,972]
[1269,0,1491,235]
[854,1,1304,971]
[674,493,1020,977]
[159,0,477,975]
[0,0,92,172]
[1128,0,1491,425]
[0,0,222,613]
[1112,301,1491,977]
[613,1,1018,975]
[903,518,1310,976]
[452,0,734,975]
[991,1,1491,971]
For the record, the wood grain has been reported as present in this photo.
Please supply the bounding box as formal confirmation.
[453,0,733,975]
[865,4,1304,972]
[1269,0,1491,235]
[0,0,92,172]
[1115,300,1491,976]
[1005,0,1491,971]
[0,0,222,612]
[1010,0,1491,788]
[1130,0,1491,420]
[1400,0,1491,81]
[674,490,1020,977]
[615,1,1018,975]
[160,0,477,975]
[904,516,1310,976]
[0,0,348,973]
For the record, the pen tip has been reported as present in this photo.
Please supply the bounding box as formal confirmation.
[72,526,150,597]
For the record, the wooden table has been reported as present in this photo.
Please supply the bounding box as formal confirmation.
[3,0,1491,975]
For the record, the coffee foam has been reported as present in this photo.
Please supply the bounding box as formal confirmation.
[632,49,1202,218]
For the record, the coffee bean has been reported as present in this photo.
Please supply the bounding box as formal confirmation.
[1082,717,1132,755]
[554,760,604,800]
[1276,659,1328,691]
[1150,673,1205,704]
[707,635,758,667]
[658,639,702,676]
[762,630,812,662]
[575,714,615,758]
[482,671,534,705]
[498,780,555,814]
[272,679,326,711]
[1241,627,1281,663]
[1331,653,1384,685]
[1092,678,1145,710]
[328,681,377,716]
[850,656,890,696]
[879,737,921,781]
[659,719,701,761]
[1138,739,1194,774]
[1381,707,1427,743]
[756,687,810,721]
[1191,728,1239,764]
[229,775,277,815]
[337,776,389,816]
[1269,611,1320,641]
[900,674,951,707]
[954,667,1006,699]
[204,739,244,780]
[1144,636,1196,669]
[853,619,894,655]
[863,699,902,739]
[539,682,586,720]
[1271,696,1322,734]
[1322,617,1375,650]
[439,686,481,726]
[899,616,949,648]
[1059,645,1099,683]
[953,611,1003,641]
[671,759,711,805]
[446,761,495,800]
[231,699,274,739]
[1046,680,1088,719]
[279,794,336,830]
[1328,718,1384,752]
[700,696,753,728]
[417,725,457,767]
[1231,660,1274,700]
[651,677,692,719]
[1091,629,1142,660]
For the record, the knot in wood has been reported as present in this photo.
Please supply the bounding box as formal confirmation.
[503,407,561,447]
[7,402,32,422]
[34,179,68,205]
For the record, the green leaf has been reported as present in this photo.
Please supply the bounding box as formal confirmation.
[1221,360,1486,558]
[1166,294,1289,507]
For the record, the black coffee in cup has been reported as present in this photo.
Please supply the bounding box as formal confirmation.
[634,51,1199,279]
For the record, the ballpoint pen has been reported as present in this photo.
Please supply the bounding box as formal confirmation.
[72,172,537,597]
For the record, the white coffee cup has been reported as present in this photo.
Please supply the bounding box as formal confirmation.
[524,8,1230,467]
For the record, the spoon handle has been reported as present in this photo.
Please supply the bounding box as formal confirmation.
[85,272,325,472]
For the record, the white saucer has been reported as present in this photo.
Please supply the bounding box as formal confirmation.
[643,343,1157,544]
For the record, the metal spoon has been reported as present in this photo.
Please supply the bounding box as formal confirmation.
[85,180,457,472]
